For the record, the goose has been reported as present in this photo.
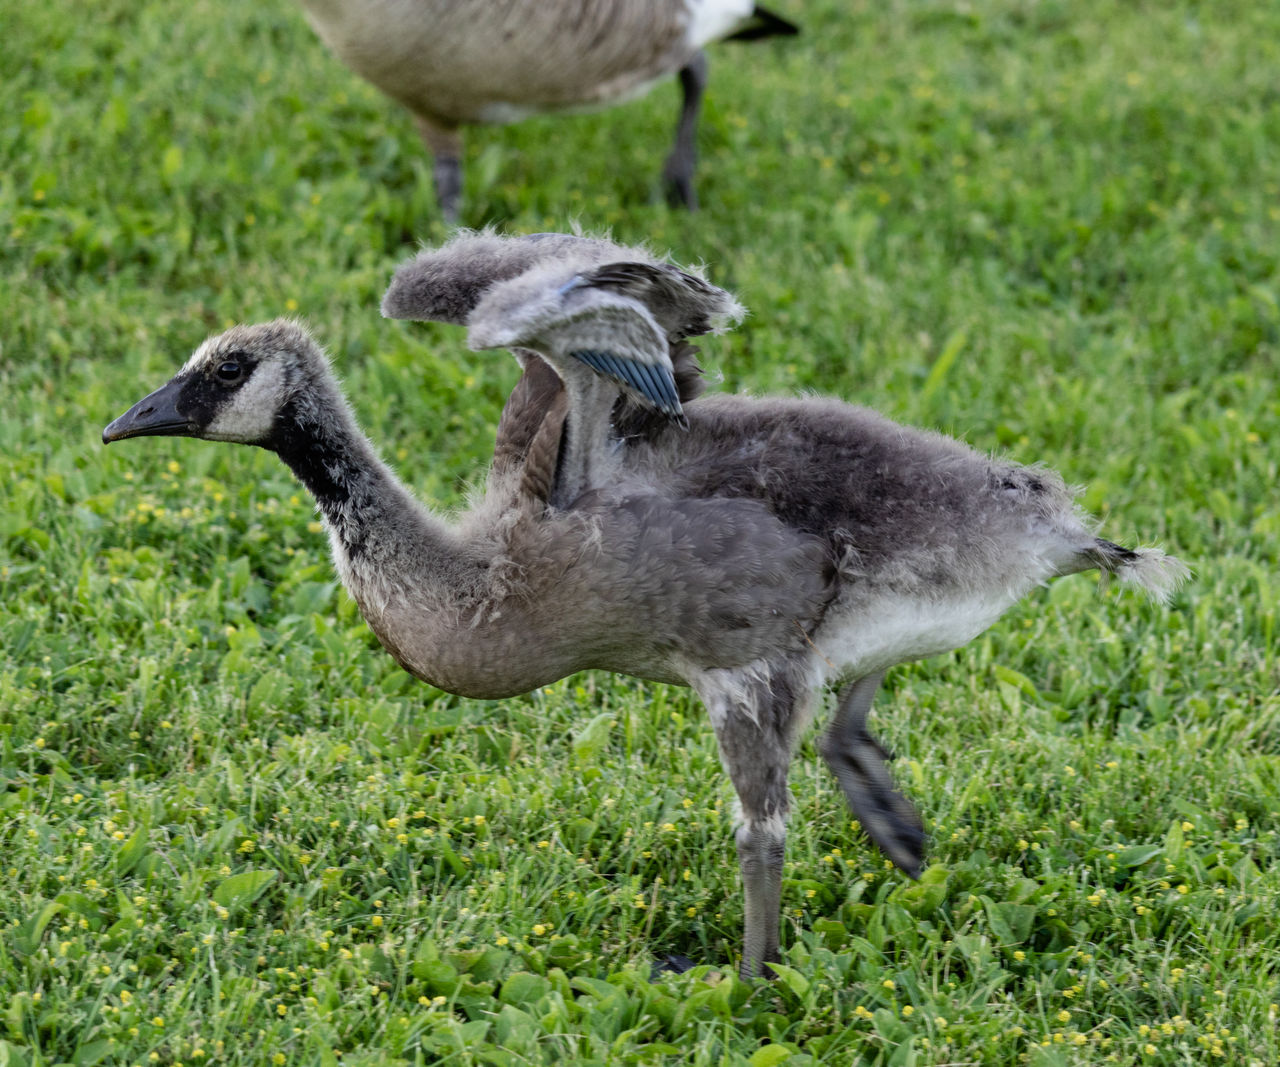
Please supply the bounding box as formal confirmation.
[103,231,1187,979]
[292,0,798,219]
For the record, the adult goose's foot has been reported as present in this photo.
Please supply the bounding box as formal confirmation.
[649,953,698,980]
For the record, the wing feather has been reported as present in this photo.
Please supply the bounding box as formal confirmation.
[570,348,682,419]
[384,233,744,497]
[470,271,686,421]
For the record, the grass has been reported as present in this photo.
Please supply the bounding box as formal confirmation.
[2,0,1279,1062]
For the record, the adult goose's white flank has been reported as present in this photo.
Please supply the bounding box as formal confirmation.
[293,0,798,219]
[105,232,1187,980]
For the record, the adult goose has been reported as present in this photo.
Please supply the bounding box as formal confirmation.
[104,231,1186,978]
[293,0,798,218]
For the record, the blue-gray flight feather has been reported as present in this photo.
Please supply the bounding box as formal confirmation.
[571,349,682,416]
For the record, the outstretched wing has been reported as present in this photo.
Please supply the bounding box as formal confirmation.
[381,230,741,422]
[468,264,689,422]
[381,231,744,502]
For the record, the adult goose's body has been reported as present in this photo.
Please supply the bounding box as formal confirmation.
[105,231,1186,979]
[302,0,739,122]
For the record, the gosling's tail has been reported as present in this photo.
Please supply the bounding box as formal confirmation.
[1088,539,1190,604]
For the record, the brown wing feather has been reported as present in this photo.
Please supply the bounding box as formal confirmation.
[577,261,733,340]
[518,379,568,505]
[492,352,565,478]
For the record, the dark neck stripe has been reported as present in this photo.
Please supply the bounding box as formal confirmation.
[268,398,408,565]
[270,400,374,560]
[272,405,352,510]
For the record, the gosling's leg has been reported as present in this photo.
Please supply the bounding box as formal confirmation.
[662,50,707,209]
[735,809,787,978]
[819,671,926,877]
[414,116,464,223]
[710,687,798,979]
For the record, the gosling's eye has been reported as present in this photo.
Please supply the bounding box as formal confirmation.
[216,361,242,382]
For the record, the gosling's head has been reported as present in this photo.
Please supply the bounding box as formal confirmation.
[103,320,337,448]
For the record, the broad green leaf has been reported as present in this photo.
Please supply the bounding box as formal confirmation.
[498,971,550,1009]
[0,1039,32,1067]
[72,1039,115,1066]
[983,898,1036,945]
[993,664,1039,696]
[451,945,508,982]
[888,1038,918,1067]
[1114,843,1163,868]
[765,963,809,997]
[570,976,618,1000]
[212,869,277,909]
[708,973,740,1018]
[492,1004,537,1049]
[418,959,460,996]
[812,917,848,949]
[750,1045,794,1067]
[872,1007,908,1042]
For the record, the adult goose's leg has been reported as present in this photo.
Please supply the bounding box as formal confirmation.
[707,675,799,979]
[662,50,707,209]
[819,671,926,877]
[414,116,464,224]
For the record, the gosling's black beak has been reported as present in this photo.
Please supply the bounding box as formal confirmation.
[102,378,192,444]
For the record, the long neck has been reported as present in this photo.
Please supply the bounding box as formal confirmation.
[270,385,478,595]
[550,373,620,508]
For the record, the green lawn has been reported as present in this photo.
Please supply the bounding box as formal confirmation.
[3,0,1278,1063]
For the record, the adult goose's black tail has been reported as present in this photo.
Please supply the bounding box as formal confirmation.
[726,5,801,42]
